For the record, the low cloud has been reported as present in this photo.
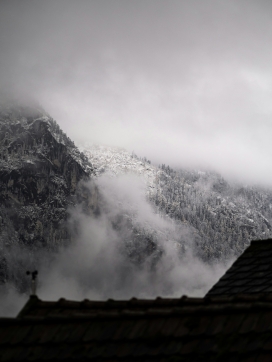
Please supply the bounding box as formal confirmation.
[1,1,272,186]
[0,174,230,316]
[0,285,27,317]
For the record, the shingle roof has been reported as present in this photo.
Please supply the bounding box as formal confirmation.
[2,294,272,361]
[4,238,272,360]
[207,239,272,297]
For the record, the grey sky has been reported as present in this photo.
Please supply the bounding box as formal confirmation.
[1,0,272,185]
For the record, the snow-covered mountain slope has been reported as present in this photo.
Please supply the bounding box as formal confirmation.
[82,144,157,194]
[82,144,272,261]
[81,144,200,263]
[153,166,272,260]
[0,100,233,297]
[0,100,95,285]
[2,98,272,292]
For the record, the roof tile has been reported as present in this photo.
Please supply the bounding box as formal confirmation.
[144,318,166,338]
[246,335,267,352]
[133,341,152,357]
[127,319,149,339]
[174,317,191,337]
[220,354,240,362]
[190,316,211,336]
[242,354,259,362]
[239,313,261,334]
[38,344,60,360]
[180,339,201,355]
[0,346,23,361]
[101,342,119,358]
[99,320,123,341]
[115,342,138,358]
[245,279,269,287]
[223,313,246,334]
[226,286,251,294]
[237,265,256,272]
[229,335,248,352]
[161,340,182,356]
[10,325,32,345]
[0,325,18,345]
[255,311,272,333]
[246,286,267,293]
[39,323,61,344]
[83,320,108,342]
[251,265,272,272]
[22,324,45,345]
[256,353,272,362]
[263,335,272,351]
[205,315,228,336]
[65,322,89,343]
[52,322,75,343]
[85,342,105,359]
[160,317,180,337]
[113,319,137,340]
[25,345,45,361]
[197,337,218,353]
[255,312,272,333]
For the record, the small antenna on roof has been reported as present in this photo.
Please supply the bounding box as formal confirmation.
[26,270,38,296]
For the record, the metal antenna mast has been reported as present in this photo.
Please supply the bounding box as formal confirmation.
[26,270,38,296]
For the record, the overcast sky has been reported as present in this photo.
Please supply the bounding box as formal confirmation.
[1,0,272,186]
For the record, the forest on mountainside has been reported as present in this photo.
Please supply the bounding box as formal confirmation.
[148,162,272,261]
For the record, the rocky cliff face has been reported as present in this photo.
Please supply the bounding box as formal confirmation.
[0,100,95,284]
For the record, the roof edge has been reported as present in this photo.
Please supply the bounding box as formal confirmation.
[251,238,272,245]
[17,295,40,318]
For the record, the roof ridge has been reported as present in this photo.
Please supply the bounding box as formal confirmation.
[251,238,272,245]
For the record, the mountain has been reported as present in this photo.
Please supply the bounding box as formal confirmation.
[0,99,95,286]
[82,144,272,262]
[82,144,201,264]
[2,99,272,294]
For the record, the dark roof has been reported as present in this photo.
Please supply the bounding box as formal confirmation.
[1,294,272,361]
[207,239,272,297]
[4,238,272,361]
[18,293,272,318]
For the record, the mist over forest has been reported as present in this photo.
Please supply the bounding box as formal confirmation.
[1,0,272,315]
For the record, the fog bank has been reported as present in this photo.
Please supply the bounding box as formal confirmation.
[0,174,229,316]
[1,1,272,186]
